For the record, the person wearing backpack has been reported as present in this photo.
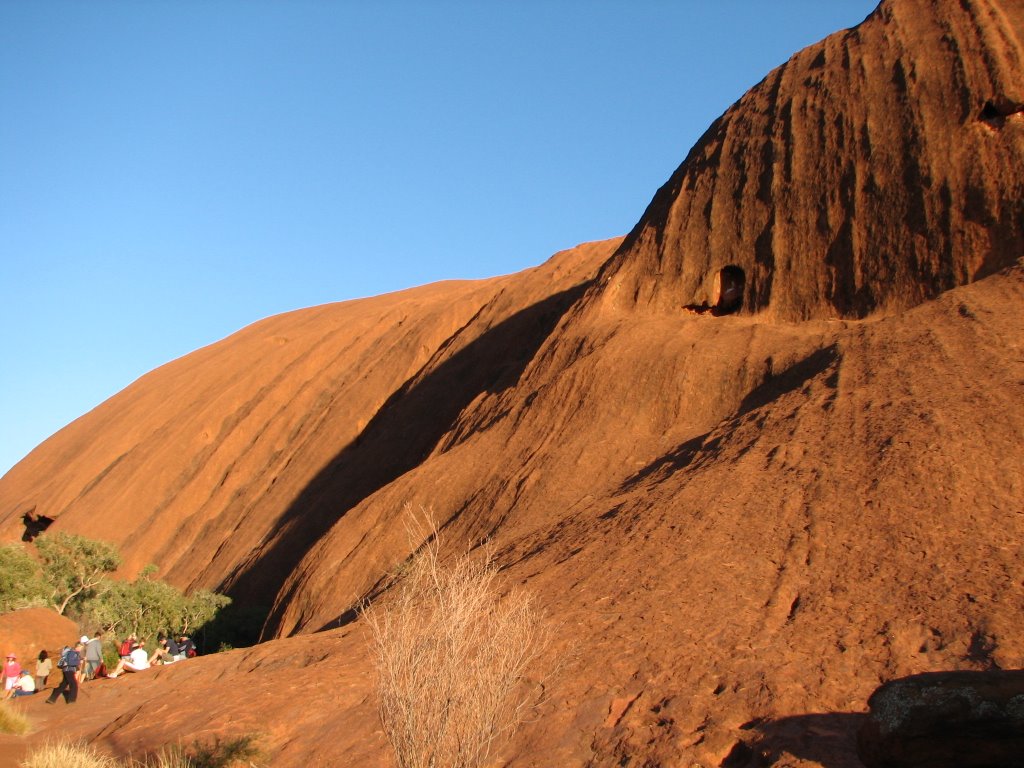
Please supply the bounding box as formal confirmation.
[178,635,197,658]
[46,641,82,704]
[118,635,133,660]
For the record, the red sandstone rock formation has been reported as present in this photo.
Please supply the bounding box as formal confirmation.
[0,608,78,681]
[1,1,1022,766]
[599,0,1024,320]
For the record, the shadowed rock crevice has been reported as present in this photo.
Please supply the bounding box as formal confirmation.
[222,284,591,633]
[738,344,840,415]
[20,509,53,542]
[620,344,840,490]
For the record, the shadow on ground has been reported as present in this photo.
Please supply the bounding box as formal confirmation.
[740,712,866,768]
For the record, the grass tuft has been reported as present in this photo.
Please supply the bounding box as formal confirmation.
[0,699,31,736]
[21,736,265,768]
[19,741,119,768]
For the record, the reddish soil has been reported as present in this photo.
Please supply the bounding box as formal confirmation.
[1,1,1023,766]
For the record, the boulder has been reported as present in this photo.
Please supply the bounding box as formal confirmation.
[858,670,1024,767]
[0,607,80,680]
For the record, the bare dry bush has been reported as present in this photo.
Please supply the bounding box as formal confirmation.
[362,514,553,768]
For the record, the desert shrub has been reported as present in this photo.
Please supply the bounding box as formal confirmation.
[20,741,119,768]
[362,513,553,768]
[4,532,230,650]
[0,542,49,612]
[0,699,31,735]
[185,735,263,768]
[178,590,231,636]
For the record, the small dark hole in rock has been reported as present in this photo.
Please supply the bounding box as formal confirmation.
[713,265,746,313]
[979,99,1024,127]
[980,101,1002,120]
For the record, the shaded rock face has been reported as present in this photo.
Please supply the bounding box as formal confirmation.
[0,2,1023,767]
[858,670,1024,767]
[597,0,1024,320]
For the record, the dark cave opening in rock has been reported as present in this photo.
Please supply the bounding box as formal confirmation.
[713,265,746,313]
[979,99,1024,128]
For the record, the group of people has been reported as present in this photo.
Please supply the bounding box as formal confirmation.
[3,631,198,704]
[106,633,196,678]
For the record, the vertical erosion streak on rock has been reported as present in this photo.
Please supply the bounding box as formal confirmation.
[594,0,1024,321]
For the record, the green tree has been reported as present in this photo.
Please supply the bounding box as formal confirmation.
[180,589,232,635]
[87,566,183,640]
[34,532,121,615]
[0,543,49,613]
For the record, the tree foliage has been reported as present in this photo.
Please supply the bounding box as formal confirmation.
[0,543,49,612]
[0,531,230,648]
[179,589,232,635]
[84,566,231,642]
[34,532,121,615]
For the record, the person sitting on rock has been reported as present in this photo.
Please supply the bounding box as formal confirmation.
[165,635,183,662]
[6,670,37,698]
[107,640,150,677]
[148,637,176,666]
[178,635,197,658]
[118,634,137,661]
[151,635,181,664]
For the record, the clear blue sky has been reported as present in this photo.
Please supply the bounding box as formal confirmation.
[0,1,877,477]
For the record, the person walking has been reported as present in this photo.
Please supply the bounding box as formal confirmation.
[46,642,82,704]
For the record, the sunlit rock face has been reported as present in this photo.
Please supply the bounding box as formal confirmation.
[596,0,1024,320]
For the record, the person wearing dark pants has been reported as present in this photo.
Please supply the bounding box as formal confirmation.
[46,642,82,704]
